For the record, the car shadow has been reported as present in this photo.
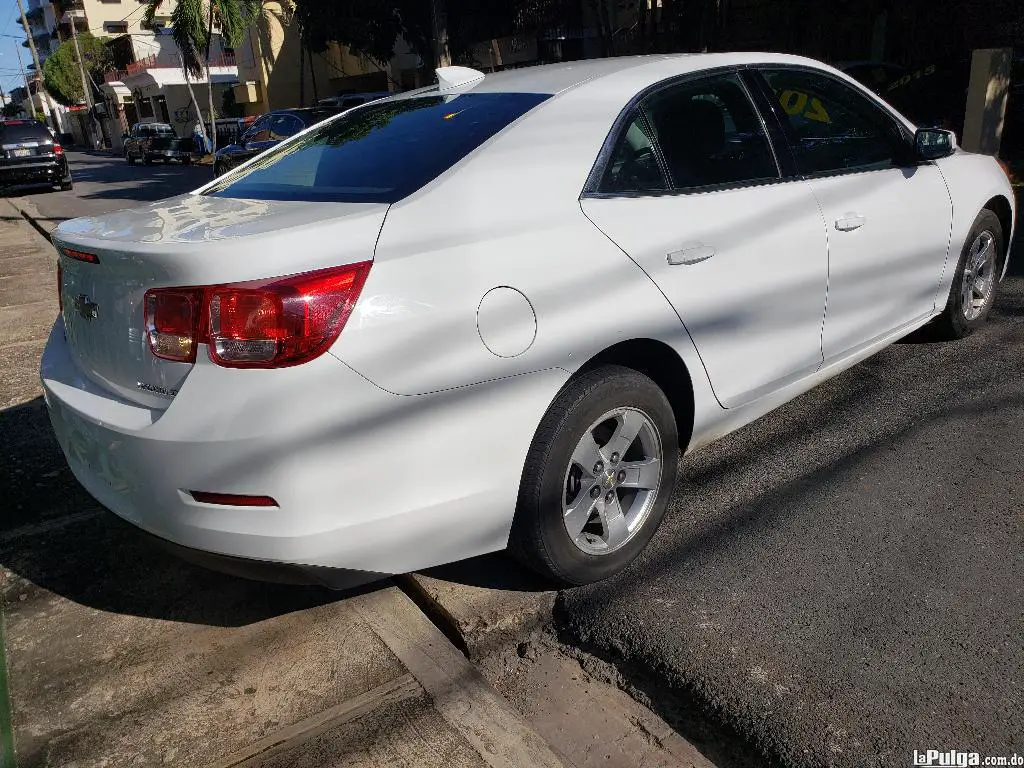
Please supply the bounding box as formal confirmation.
[0,397,376,628]
[416,551,555,593]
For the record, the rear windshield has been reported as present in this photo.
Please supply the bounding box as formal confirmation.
[203,92,549,204]
[0,120,52,144]
[139,124,175,136]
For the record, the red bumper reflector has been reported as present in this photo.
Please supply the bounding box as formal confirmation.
[62,247,99,264]
[190,491,279,507]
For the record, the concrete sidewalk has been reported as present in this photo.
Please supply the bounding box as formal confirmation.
[0,200,563,768]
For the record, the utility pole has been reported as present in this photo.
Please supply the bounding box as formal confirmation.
[68,13,98,148]
[16,0,59,133]
[14,45,32,116]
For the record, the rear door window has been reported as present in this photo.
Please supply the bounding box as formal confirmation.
[204,92,549,204]
[642,73,779,190]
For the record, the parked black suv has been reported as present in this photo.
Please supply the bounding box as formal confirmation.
[0,118,72,192]
[213,107,342,176]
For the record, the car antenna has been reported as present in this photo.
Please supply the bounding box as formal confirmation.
[436,66,485,91]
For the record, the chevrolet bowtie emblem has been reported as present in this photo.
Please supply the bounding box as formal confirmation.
[73,294,99,320]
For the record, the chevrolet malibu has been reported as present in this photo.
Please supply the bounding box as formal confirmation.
[42,54,1015,587]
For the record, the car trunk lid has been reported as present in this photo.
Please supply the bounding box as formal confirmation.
[54,194,389,409]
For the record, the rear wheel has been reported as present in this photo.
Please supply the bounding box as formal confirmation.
[59,178,73,191]
[125,151,135,165]
[143,154,154,166]
[932,209,1003,339]
[510,365,678,585]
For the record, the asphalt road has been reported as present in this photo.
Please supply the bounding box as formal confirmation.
[560,218,1024,765]
[6,152,1024,768]
[6,150,212,227]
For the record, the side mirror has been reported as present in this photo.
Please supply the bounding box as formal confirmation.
[915,128,956,161]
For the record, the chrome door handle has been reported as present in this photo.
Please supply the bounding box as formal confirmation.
[835,213,866,231]
[667,244,716,266]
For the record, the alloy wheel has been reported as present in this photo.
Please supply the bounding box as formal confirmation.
[962,230,997,321]
[562,407,663,556]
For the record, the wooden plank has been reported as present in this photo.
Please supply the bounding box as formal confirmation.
[207,673,421,768]
[353,587,565,768]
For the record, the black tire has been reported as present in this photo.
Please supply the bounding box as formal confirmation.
[143,155,154,166]
[59,179,73,191]
[932,209,1004,340]
[510,365,679,585]
[182,156,192,165]
[126,151,135,165]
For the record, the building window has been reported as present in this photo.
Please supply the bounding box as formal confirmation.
[105,21,128,33]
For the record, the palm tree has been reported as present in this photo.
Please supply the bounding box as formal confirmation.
[143,0,265,156]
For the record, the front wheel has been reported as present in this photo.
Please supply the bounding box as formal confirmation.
[932,209,1004,339]
[510,365,678,585]
[125,151,135,165]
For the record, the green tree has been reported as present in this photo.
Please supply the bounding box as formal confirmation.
[143,0,265,154]
[42,32,111,106]
[291,0,587,72]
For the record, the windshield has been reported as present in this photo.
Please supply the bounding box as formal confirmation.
[203,92,549,204]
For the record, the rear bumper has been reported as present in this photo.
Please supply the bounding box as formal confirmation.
[0,158,67,186]
[41,317,561,577]
[123,513,387,589]
[146,149,191,160]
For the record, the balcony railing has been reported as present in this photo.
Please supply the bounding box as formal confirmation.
[104,52,237,83]
[125,52,236,75]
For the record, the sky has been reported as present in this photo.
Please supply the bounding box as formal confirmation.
[1,0,33,99]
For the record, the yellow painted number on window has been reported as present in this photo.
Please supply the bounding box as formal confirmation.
[779,90,831,123]
[779,90,808,116]
[804,97,830,123]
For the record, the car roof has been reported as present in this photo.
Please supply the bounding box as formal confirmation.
[377,52,830,98]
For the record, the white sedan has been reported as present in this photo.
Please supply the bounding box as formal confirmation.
[42,53,1015,587]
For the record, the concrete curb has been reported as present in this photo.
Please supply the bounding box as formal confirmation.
[400,569,557,661]
[353,586,565,768]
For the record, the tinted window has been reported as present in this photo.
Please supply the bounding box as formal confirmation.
[205,92,549,204]
[270,114,302,140]
[762,68,909,175]
[137,124,175,137]
[292,108,342,126]
[0,120,52,143]
[245,116,272,143]
[643,74,778,190]
[599,113,666,193]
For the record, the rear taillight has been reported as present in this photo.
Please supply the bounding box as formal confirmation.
[143,262,371,368]
[207,264,371,368]
[53,143,63,155]
[145,289,202,363]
